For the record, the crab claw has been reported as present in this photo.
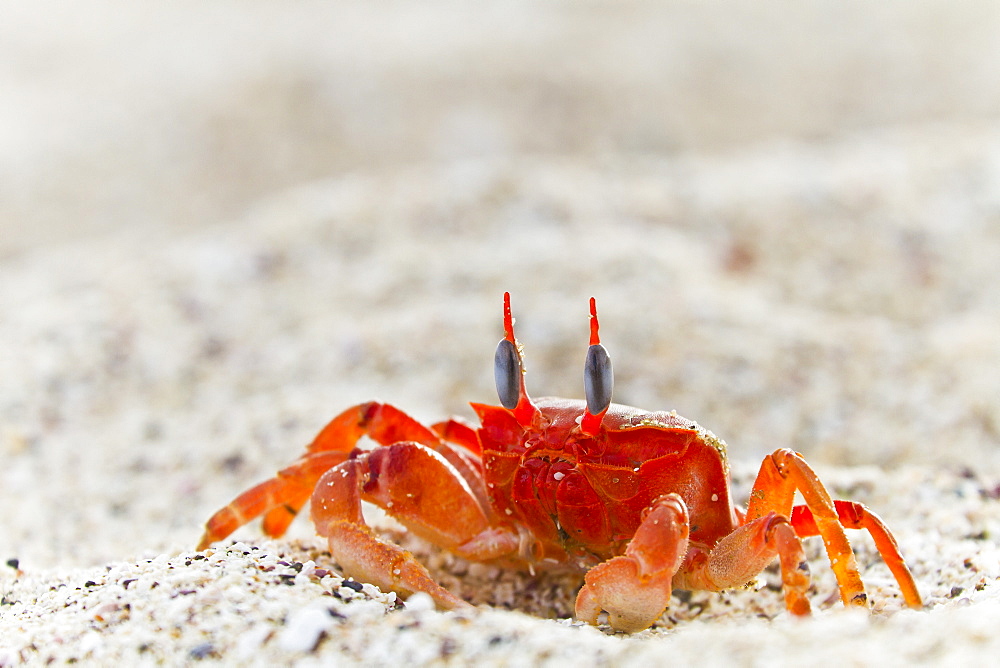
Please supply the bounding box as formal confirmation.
[575,493,689,632]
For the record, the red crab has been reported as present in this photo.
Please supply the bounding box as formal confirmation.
[198,293,922,631]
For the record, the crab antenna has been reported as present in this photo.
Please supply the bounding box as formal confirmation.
[494,292,540,426]
[581,296,612,436]
[503,291,516,343]
[588,296,600,346]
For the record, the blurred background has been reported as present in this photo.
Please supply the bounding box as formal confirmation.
[5,2,1000,252]
[2,1,1000,568]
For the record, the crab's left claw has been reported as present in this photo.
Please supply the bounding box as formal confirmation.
[575,493,689,632]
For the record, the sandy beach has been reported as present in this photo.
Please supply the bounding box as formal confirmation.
[2,2,1000,664]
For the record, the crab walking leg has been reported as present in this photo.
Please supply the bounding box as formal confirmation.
[791,501,923,608]
[575,493,690,633]
[431,417,481,455]
[255,402,442,539]
[430,417,494,515]
[198,450,348,550]
[674,513,812,616]
[312,441,520,609]
[198,402,478,549]
[744,448,868,608]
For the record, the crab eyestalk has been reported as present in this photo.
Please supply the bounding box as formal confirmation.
[581,297,612,436]
[494,292,541,426]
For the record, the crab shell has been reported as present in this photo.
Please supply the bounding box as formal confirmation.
[474,397,738,569]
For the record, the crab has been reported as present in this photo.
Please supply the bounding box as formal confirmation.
[198,293,923,632]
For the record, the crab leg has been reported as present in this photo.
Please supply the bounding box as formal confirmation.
[575,493,690,633]
[673,513,813,616]
[431,417,481,455]
[744,448,872,609]
[791,501,922,608]
[198,402,479,549]
[197,450,350,549]
[312,441,519,608]
[430,416,492,512]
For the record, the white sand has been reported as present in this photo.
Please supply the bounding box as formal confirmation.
[3,3,1000,665]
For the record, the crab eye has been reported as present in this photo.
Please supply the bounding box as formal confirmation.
[494,338,521,410]
[584,343,613,415]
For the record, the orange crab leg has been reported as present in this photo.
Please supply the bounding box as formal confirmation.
[674,512,813,616]
[429,416,494,514]
[198,401,480,549]
[744,448,871,609]
[312,442,519,608]
[575,493,690,632]
[791,501,923,608]
[431,416,481,456]
[198,450,349,549]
